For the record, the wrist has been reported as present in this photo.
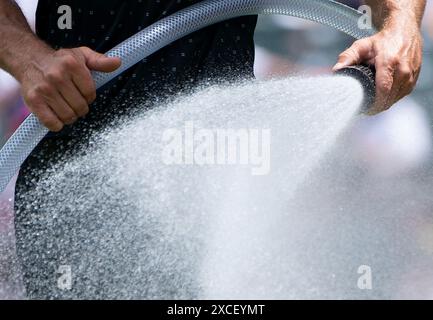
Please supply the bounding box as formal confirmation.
[381,7,421,31]
[4,33,53,82]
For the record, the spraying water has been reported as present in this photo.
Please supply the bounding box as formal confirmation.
[12,75,365,299]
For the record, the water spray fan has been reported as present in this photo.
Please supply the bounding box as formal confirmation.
[335,64,376,111]
[0,0,377,191]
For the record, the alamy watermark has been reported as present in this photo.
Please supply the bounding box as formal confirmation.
[57,265,72,290]
[357,265,373,290]
[57,5,72,30]
[161,121,271,176]
[358,5,373,30]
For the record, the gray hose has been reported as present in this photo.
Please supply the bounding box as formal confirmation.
[0,0,376,191]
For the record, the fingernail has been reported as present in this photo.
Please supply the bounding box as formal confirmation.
[332,63,345,71]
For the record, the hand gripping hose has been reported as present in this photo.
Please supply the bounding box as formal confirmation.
[0,0,377,191]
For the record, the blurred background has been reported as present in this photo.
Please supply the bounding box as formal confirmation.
[1,0,433,299]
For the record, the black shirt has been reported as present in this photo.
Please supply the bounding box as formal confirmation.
[35,0,258,136]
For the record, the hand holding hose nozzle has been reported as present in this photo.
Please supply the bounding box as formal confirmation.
[334,64,376,114]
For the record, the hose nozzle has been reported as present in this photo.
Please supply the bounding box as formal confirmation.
[335,64,376,113]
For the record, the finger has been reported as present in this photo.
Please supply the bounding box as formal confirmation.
[70,62,97,104]
[46,65,93,114]
[37,105,65,132]
[387,64,411,107]
[396,39,422,102]
[58,79,90,118]
[395,83,407,104]
[394,64,415,102]
[79,46,121,73]
[25,96,64,132]
[60,50,97,104]
[368,56,395,115]
[46,52,97,105]
[333,38,374,71]
[42,89,79,125]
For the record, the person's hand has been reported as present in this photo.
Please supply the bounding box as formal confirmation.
[18,46,121,131]
[333,22,423,115]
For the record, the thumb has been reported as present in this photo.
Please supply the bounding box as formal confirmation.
[79,46,121,72]
[333,38,374,71]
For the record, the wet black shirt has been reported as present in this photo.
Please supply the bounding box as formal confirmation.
[35,0,258,136]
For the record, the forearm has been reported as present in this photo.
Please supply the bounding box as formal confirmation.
[0,0,52,81]
[365,0,426,30]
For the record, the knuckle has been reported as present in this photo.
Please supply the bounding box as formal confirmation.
[398,65,412,80]
[54,49,67,57]
[25,90,39,105]
[34,83,53,96]
[61,54,79,70]
[45,70,65,84]
[78,46,89,52]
